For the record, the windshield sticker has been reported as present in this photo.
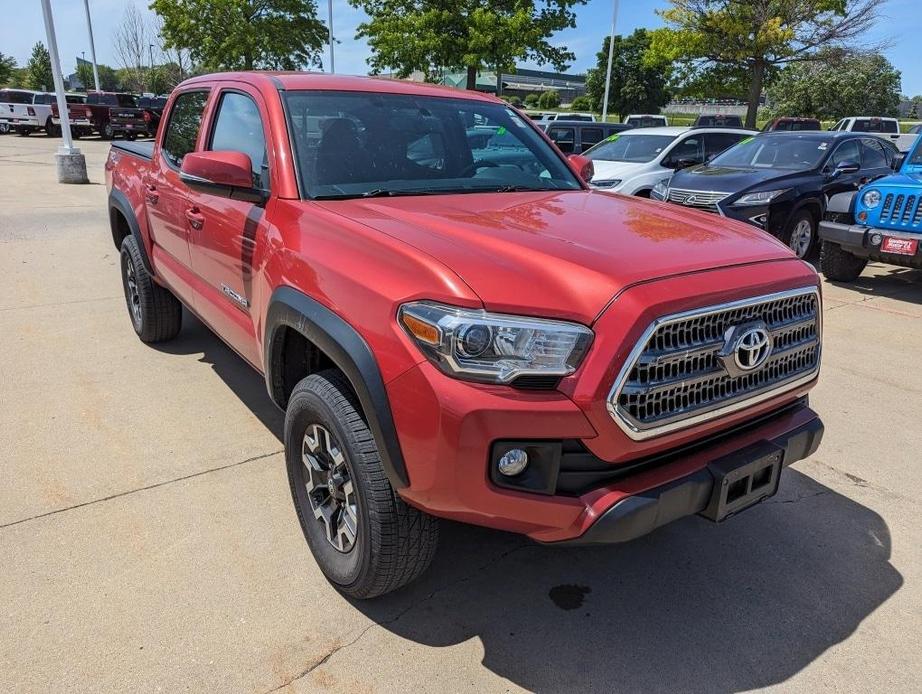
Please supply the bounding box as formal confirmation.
[817,142,828,150]
[496,125,507,136]
[505,109,527,127]
[605,134,620,142]
[739,136,754,145]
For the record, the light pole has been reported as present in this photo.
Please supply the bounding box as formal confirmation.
[327,0,334,73]
[40,0,88,183]
[149,43,155,94]
[82,0,100,91]
[601,0,619,123]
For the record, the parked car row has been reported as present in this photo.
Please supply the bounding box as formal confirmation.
[0,88,169,139]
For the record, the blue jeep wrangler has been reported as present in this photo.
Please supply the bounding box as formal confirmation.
[819,137,922,281]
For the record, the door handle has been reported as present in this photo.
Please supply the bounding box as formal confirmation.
[185,206,205,230]
[144,184,159,204]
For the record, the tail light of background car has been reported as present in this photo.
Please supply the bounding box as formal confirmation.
[143,111,151,123]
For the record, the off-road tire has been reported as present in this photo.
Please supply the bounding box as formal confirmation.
[781,209,818,259]
[119,235,182,342]
[820,240,867,282]
[45,118,60,137]
[285,370,439,599]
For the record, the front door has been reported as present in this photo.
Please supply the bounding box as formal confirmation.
[144,89,210,302]
[186,87,272,368]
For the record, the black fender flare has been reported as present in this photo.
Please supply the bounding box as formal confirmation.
[108,188,154,274]
[264,286,410,489]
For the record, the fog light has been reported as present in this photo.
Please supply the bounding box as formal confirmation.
[870,232,883,246]
[497,448,528,476]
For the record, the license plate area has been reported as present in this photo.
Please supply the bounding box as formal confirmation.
[699,442,783,521]
[881,236,919,256]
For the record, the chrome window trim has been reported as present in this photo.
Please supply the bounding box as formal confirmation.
[606,286,822,441]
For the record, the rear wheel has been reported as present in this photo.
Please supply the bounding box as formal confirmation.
[820,241,867,282]
[45,118,60,137]
[782,210,818,259]
[16,126,30,136]
[119,235,182,342]
[285,370,439,599]
[101,122,114,140]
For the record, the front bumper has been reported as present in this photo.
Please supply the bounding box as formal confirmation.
[389,358,822,544]
[551,411,822,544]
[819,220,922,267]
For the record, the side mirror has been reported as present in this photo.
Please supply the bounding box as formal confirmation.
[891,153,905,171]
[568,153,594,182]
[829,159,860,178]
[180,150,266,203]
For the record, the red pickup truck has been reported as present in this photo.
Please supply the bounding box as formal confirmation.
[106,72,824,598]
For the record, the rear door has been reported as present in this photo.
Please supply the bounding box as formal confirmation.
[144,89,210,301]
[186,84,272,366]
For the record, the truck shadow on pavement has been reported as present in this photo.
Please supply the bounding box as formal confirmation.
[352,468,900,693]
[824,265,922,306]
[150,311,900,692]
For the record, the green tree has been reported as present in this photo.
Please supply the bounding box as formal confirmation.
[151,0,328,71]
[504,95,523,107]
[26,42,53,91]
[524,92,540,107]
[569,95,593,111]
[586,29,670,120]
[538,89,560,109]
[647,0,881,127]
[766,50,901,120]
[350,1,586,90]
[0,53,16,86]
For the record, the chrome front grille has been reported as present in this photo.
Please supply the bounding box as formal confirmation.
[667,187,729,211]
[607,288,821,440]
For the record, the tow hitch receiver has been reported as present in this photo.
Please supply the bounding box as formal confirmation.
[700,442,784,522]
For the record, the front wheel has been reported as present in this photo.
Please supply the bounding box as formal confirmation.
[45,119,60,137]
[820,241,868,282]
[782,210,818,259]
[285,370,439,599]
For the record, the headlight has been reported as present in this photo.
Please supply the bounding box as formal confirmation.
[651,177,670,200]
[861,189,881,208]
[398,302,593,384]
[732,189,790,206]
[592,179,621,189]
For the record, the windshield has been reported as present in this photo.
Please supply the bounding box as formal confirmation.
[116,94,138,107]
[283,90,581,199]
[583,134,675,163]
[708,135,830,170]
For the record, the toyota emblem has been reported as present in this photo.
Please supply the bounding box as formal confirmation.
[717,322,773,377]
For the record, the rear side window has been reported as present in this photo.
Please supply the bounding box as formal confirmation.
[209,91,269,189]
[580,127,604,147]
[33,94,53,105]
[162,91,209,169]
[548,126,576,153]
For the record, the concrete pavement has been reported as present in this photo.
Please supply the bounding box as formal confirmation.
[1,134,919,692]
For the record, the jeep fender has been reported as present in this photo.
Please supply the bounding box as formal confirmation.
[826,191,857,216]
[264,286,409,489]
[108,188,154,274]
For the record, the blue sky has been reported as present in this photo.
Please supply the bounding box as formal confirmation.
[3,0,920,95]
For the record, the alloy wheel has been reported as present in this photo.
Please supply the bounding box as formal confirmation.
[789,218,813,258]
[302,423,358,553]
[124,254,142,328]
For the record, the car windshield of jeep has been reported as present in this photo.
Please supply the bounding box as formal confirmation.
[709,134,829,171]
[283,90,582,199]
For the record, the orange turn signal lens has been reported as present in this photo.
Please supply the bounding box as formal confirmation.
[401,313,441,345]
[857,211,868,222]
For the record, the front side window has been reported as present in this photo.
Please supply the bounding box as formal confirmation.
[209,91,268,189]
[666,136,704,165]
[162,90,209,169]
[830,139,860,166]
[585,134,676,163]
[704,132,748,158]
[283,90,581,198]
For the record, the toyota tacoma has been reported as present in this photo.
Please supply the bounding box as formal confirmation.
[106,72,824,598]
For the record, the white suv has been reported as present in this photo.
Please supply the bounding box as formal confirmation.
[584,126,757,196]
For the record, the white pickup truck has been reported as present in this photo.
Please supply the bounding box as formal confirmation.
[830,116,917,152]
[0,89,56,136]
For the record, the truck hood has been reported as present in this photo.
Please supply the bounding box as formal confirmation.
[320,190,796,323]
